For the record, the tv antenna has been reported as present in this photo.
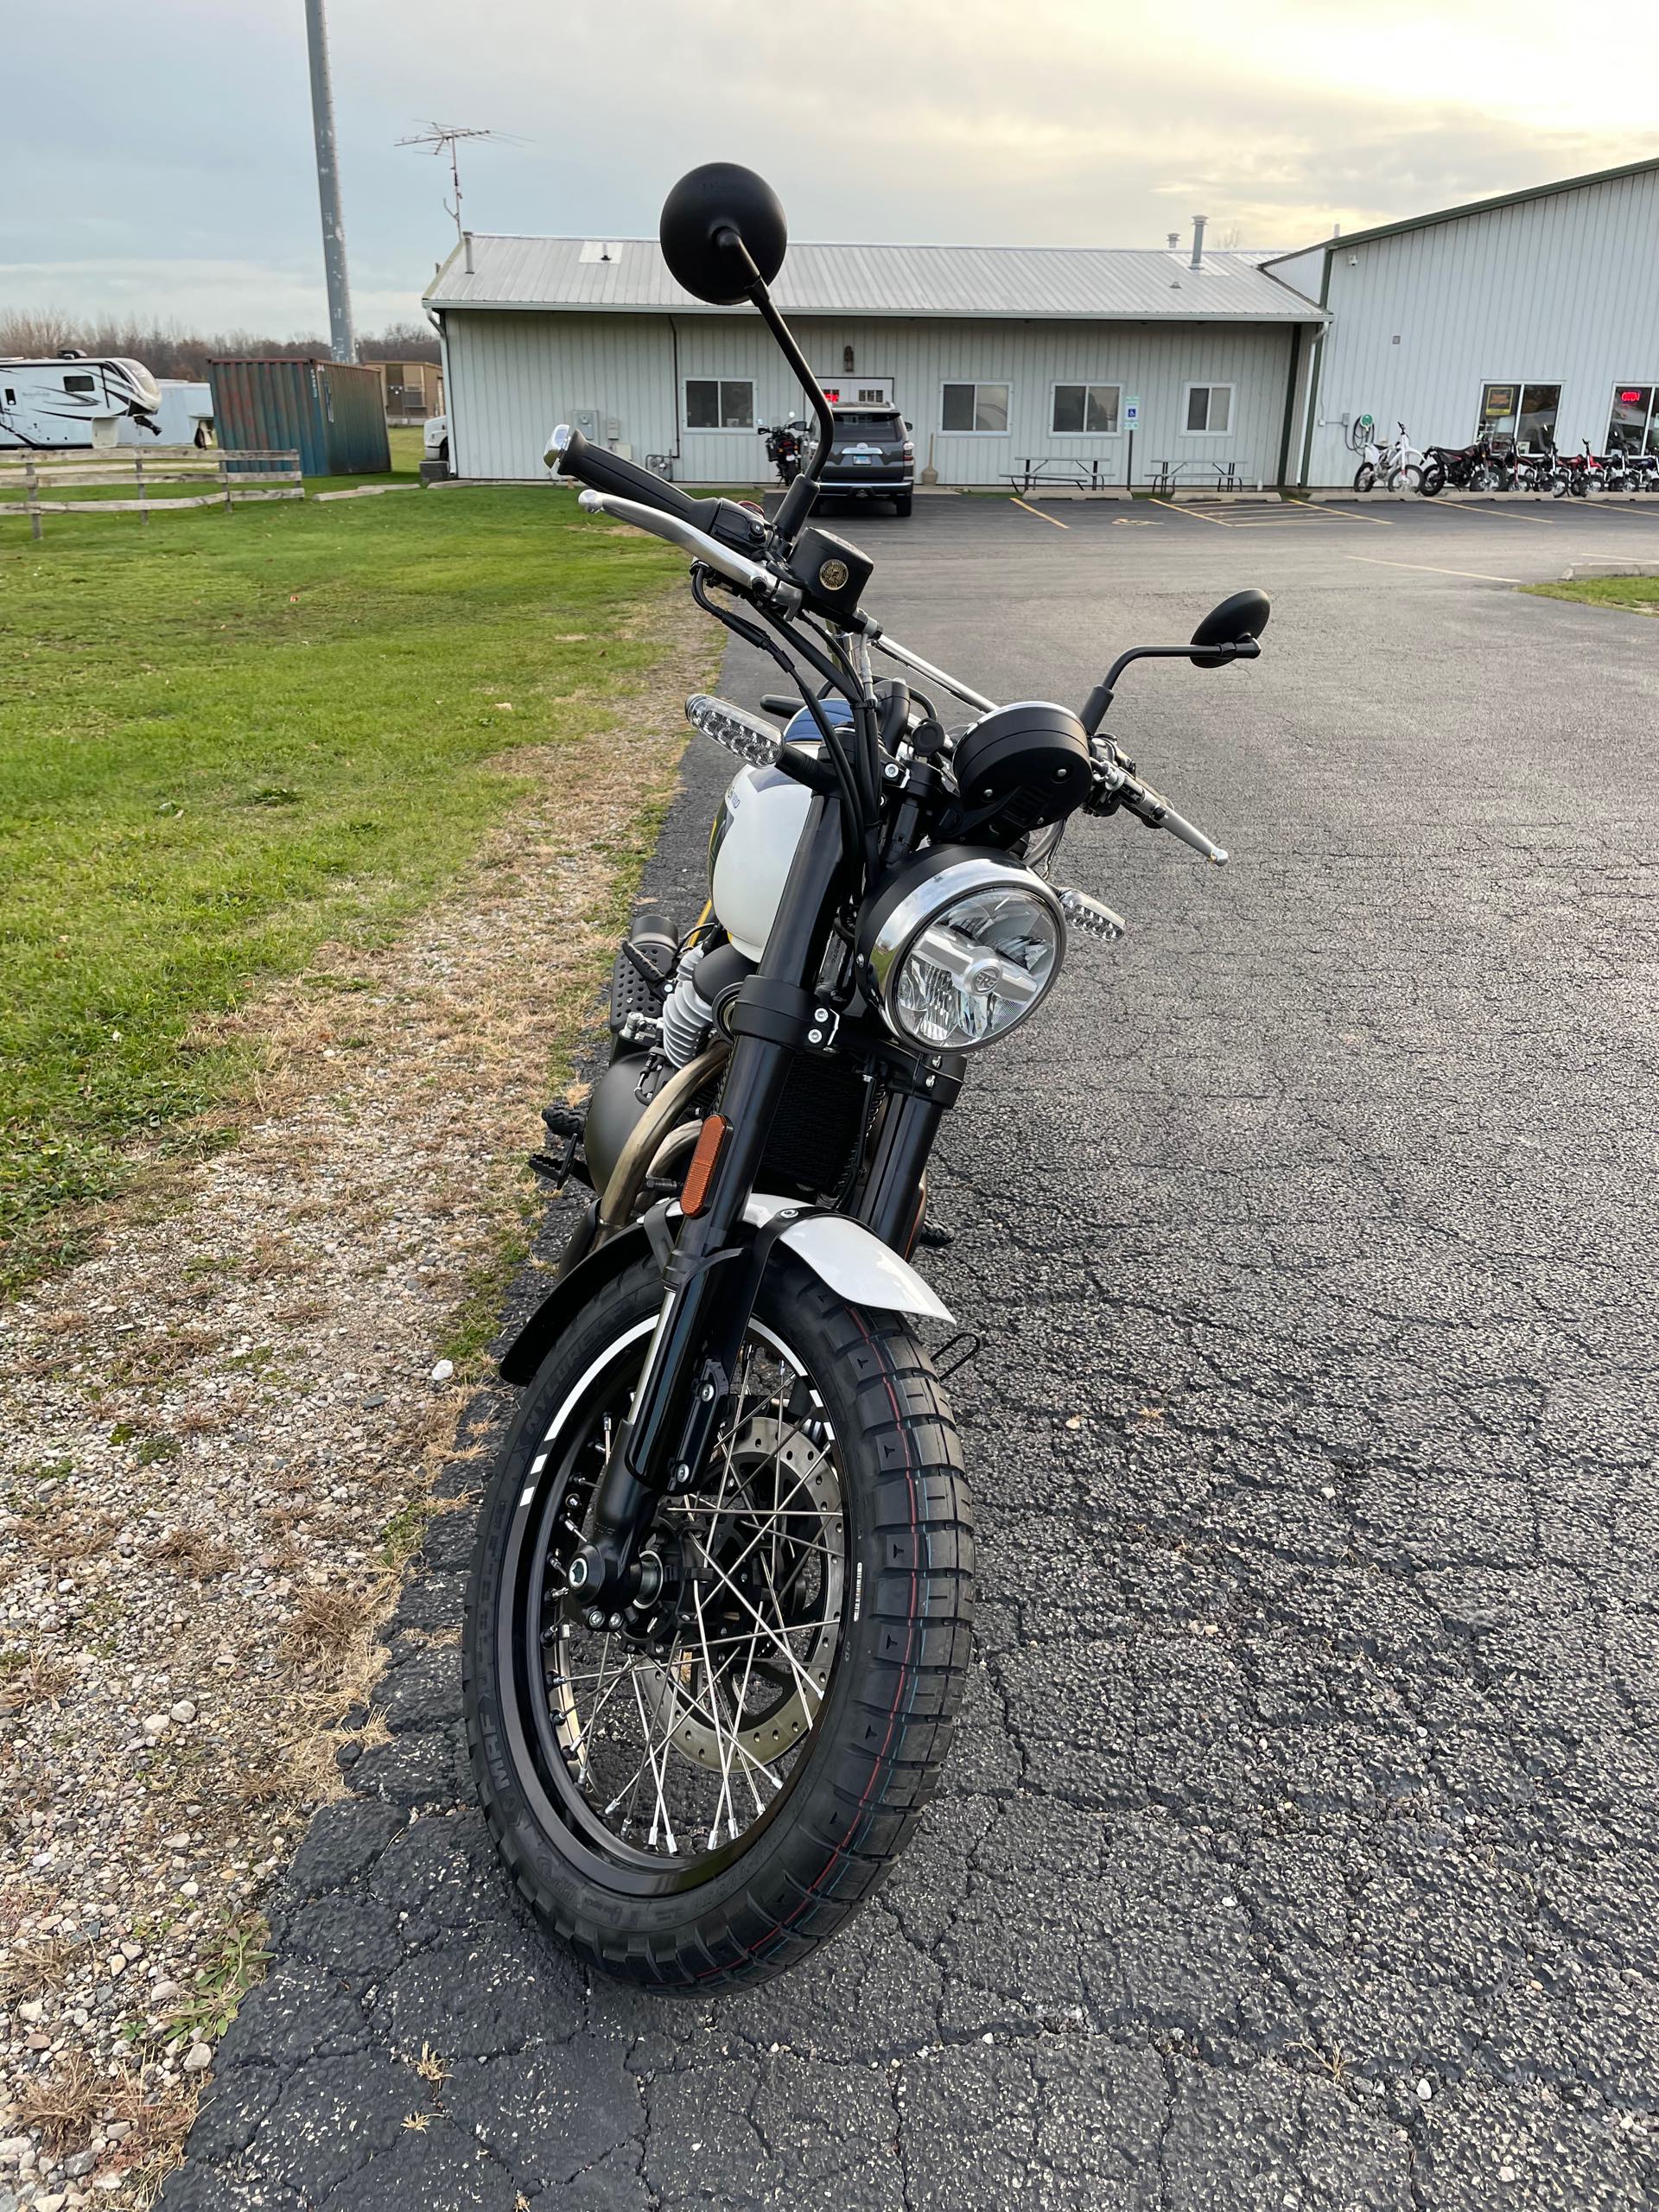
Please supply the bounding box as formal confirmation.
[396,121,519,241]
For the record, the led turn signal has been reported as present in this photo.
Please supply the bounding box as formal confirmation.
[680,1114,729,1217]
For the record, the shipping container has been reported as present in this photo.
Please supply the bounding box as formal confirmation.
[207,358,390,476]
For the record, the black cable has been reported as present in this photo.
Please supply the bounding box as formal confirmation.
[690,569,862,859]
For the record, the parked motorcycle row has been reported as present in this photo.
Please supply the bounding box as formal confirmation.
[1354,419,1659,497]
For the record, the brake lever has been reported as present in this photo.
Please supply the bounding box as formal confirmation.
[1088,741,1229,866]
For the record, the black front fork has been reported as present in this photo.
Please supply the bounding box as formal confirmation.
[569,797,846,1609]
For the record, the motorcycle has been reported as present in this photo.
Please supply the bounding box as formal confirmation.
[1510,446,1559,494]
[463,162,1269,1991]
[759,415,808,486]
[1548,438,1599,499]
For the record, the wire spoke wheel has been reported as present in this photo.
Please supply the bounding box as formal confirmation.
[537,1340,847,1866]
[465,1251,975,1989]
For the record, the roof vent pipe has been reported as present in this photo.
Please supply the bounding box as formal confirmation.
[1166,232,1180,251]
[1190,215,1207,269]
[463,229,474,276]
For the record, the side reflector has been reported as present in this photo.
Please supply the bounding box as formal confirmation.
[680,1114,728,1217]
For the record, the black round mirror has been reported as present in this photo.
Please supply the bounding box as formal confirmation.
[660,163,787,304]
[1190,588,1271,663]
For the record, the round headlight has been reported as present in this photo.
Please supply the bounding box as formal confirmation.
[860,849,1065,1053]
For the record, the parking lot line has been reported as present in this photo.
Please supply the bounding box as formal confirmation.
[1009,496,1070,530]
[1342,551,1523,583]
[1307,502,1395,527]
[1149,498,1233,526]
[1418,500,1562,528]
[1226,506,1395,530]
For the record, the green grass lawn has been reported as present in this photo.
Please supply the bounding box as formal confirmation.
[1525,575,1659,613]
[2,485,684,1290]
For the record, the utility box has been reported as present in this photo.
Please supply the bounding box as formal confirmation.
[207,358,390,476]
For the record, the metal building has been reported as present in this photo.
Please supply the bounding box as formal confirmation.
[1271,156,1659,486]
[425,231,1323,490]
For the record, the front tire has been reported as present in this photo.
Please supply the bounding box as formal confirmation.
[1420,460,1446,496]
[1353,462,1376,493]
[464,1252,974,1990]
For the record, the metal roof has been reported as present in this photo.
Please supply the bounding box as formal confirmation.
[1265,151,1659,264]
[427,234,1324,324]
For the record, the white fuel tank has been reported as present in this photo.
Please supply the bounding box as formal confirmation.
[708,761,816,961]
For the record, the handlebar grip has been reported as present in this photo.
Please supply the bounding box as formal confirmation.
[548,425,720,534]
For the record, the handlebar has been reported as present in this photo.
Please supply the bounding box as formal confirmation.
[548,424,724,533]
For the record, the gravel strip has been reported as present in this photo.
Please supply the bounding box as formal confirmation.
[0,607,709,2209]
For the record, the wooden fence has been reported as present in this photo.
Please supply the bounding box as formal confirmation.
[0,448,303,539]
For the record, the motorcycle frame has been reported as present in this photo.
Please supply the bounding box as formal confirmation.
[572,582,959,1607]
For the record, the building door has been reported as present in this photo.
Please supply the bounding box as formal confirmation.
[819,376,893,405]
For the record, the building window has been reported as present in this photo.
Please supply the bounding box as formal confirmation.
[1183,384,1232,435]
[1607,383,1658,455]
[684,378,754,430]
[1478,380,1560,449]
[941,381,1010,434]
[63,372,96,394]
[1052,383,1120,435]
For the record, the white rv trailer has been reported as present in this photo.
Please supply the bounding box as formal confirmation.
[115,378,214,448]
[0,354,162,450]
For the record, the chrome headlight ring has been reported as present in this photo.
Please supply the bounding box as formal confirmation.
[858,849,1067,1054]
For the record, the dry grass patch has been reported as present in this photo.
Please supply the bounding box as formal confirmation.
[14,2049,105,2154]
[148,1528,238,1579]
[0,1649,79,1714]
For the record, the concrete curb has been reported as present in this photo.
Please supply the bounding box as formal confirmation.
[1558,562,1659,580]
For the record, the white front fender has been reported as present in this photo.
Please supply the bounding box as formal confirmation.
[742,1196,952,1322]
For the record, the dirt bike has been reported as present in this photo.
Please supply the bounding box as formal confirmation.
[464,161,1269,1991]
[1353,421,1426,493]
[1419,436,1505,495]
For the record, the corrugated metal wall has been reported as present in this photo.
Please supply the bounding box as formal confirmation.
[1296,166,1659,485]
[207,359,390,475]
[443,309,1297,489]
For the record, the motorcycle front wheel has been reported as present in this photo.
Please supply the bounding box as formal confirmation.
[464,1251,974,1990]
[1353,462,1376,492]
[1420,461,1446,496]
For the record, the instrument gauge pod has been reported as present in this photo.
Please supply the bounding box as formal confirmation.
[936,701,1091,847]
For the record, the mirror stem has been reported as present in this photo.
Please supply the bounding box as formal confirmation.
[713,224,835,540]
[1080,643,1249,734]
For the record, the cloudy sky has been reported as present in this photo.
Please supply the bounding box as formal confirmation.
[9,0,1658,338]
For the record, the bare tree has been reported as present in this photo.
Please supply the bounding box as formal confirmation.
[358,320,441,365]
[0,309,442,378]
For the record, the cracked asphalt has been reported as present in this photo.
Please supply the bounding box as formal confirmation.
[165,494,1659,2209]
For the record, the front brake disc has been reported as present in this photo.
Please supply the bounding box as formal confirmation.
[640,1414,844,1772]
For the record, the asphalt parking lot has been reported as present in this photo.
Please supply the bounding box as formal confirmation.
[168,493,1659,2211]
